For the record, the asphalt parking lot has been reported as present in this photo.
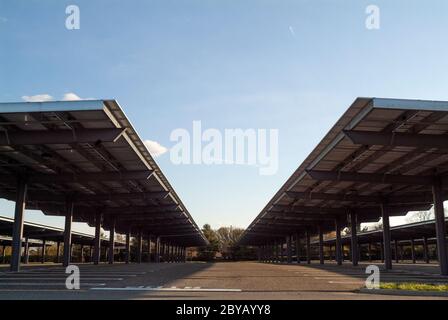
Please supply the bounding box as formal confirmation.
[0,261,447,300]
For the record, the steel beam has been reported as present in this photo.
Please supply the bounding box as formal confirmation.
[10,178,27,272]
[104,205,181,215]
[18,190,169,204]
[306,169,434,186]
[343,130,448,149]
[0,170,154,185]
[270,204,430,217]
[0,128,126,146]
[63,202,74,267]
[432,177,448,275]
[265,211,338,220]
[285,191,435,205]
[381,203,392,270]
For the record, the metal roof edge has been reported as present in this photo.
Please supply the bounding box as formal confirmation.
[372,97,448,112]
[0,100,106,113]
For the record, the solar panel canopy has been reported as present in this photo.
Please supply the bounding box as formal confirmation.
[0,100,207,247]
[240,97,448,245]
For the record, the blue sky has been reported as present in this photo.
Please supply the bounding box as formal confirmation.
[0,1,448,234]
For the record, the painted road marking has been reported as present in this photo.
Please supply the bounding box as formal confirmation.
[4,272,139,277]
[21,271,146,275]
[0,282,106,286]
[90,286,242,292]
[0,277,123,281]
[328,281,364,284]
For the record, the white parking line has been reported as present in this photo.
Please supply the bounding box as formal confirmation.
[90,286,242,292]
[4,273,139,277]
[328,281,364,284]
[0,283,106,286]
[0,277,123,281]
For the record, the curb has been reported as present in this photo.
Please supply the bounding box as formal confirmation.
[359,288,448,297]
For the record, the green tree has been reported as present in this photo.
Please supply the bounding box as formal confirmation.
[197,224,219,261]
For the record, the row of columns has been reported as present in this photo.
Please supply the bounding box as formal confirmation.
[258,234,436,266]
[258,195,446,275]
[1,241,121,265]
[8,179,187,271]
[256,175,447,275]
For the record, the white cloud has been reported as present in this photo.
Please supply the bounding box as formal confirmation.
[0,17,7,23]
[144,140,168,157]
[62,92,82,101]
[21,94,53,102]
[22,92,92,102]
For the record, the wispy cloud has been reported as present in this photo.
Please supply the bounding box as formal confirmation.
[289,26,295,37]
[144,140,168,157]
[22,94,53,102]
[0,17,8,23]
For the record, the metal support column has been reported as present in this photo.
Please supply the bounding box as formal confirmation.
[394,240,399,263]
[155,236,160,263]
[306,229,311,264]
[349,212,358,266]
[10,178,27,272]
[108,217,115,264]
[80,244,84,263]
[1,245,5,264]
[147,234,152,262]
[423,236,430,263]
[380,241,384,262]
[274,241,278,263]
[432,176,448,275]
[381,203,392,270]
[318,225,324,264]
[286,235,292,263]
[93,212,102,265]
[62,202,74,267]
[41,239,46,263]
[125,229,131,264]
[24,238,29,264]
[137,230,142,264]
[411,239,416,264]
[335,219,342,266]
[56,242,60,263]
[295,233,300,263]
